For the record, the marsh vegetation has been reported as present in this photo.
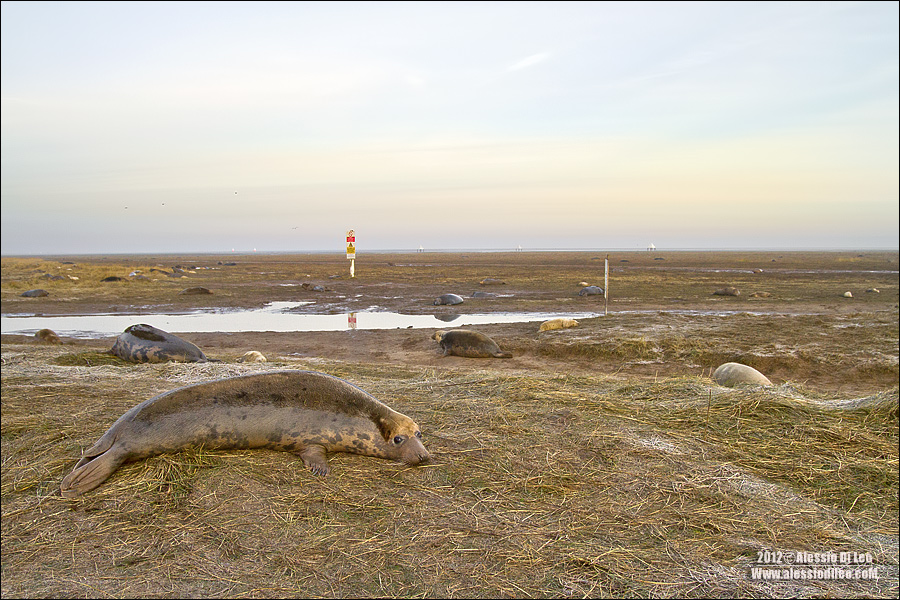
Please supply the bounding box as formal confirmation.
[2,251,897,597]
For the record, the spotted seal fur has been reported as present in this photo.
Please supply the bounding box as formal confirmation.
[60,370,429,497]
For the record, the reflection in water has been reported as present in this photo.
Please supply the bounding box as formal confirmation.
[1,301,601,339]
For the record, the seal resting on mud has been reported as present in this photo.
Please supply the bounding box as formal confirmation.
[712,362,772,387]
[432,329,512,358]
[35,328,62,344]
[578,286,604,296]
[538,318,579,332]
[20,289,49,297]
[59,370,430,498]
[712,287,740,296]
[433,293,464,306]
[179,286,213,295]
[110,324,211,363]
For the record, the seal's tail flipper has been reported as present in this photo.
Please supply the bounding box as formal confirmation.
[494,352,513,359]
[60,436,124,498]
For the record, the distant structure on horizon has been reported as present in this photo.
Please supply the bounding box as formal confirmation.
[648,243,656,251]
[516,245,523,252]
[418,245,424,253]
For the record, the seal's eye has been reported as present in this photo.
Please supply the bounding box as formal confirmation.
[415,431,422,439]
[393,435,405,444]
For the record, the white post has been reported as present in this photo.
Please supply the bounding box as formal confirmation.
[604,254,609,316]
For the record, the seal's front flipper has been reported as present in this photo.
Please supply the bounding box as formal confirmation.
[299,445,330,476]
[60,443,126,498]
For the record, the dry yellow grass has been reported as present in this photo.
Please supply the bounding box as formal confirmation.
[1,349,897,598]
[2,251,898,597]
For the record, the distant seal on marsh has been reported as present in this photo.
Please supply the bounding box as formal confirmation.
[20,289,49,297]
[179,286,213,295]
[538,318,579,332]
[471,291,495,298]
[237,350,267,363]
[578,286,604,296]
[35,328,62,344]
[712,287,740,296]
[110,324,211,363]
[59,370,429,498]
[479,278,505,285]
[842,291,853,298]
[432,329,512,358]
[100,276,126,282]
[712,362,772,387]
[434,293,464,306]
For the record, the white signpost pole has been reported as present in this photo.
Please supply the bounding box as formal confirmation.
[346,229,356,278]
[604,254,609,316]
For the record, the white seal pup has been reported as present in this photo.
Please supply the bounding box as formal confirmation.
[712,362,773,387]
[237,350,267,363]
[538,318,579,332]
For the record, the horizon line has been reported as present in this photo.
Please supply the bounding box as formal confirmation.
[3,246,899,258]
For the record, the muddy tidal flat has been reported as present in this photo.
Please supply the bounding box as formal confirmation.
[2,250,898,598]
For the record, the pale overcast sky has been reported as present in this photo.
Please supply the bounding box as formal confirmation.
[1,1,897,254]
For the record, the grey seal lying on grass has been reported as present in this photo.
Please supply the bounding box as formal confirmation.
[60,370,430,498]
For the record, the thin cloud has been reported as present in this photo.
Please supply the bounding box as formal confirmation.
[507,52,550,72]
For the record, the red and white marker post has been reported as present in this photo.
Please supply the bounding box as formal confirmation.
[346,230,356,278]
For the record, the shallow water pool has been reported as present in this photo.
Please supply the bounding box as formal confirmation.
[1,301,603,339]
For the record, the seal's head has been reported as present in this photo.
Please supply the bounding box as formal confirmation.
[431,330,446,341]
[378,413,430,466]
